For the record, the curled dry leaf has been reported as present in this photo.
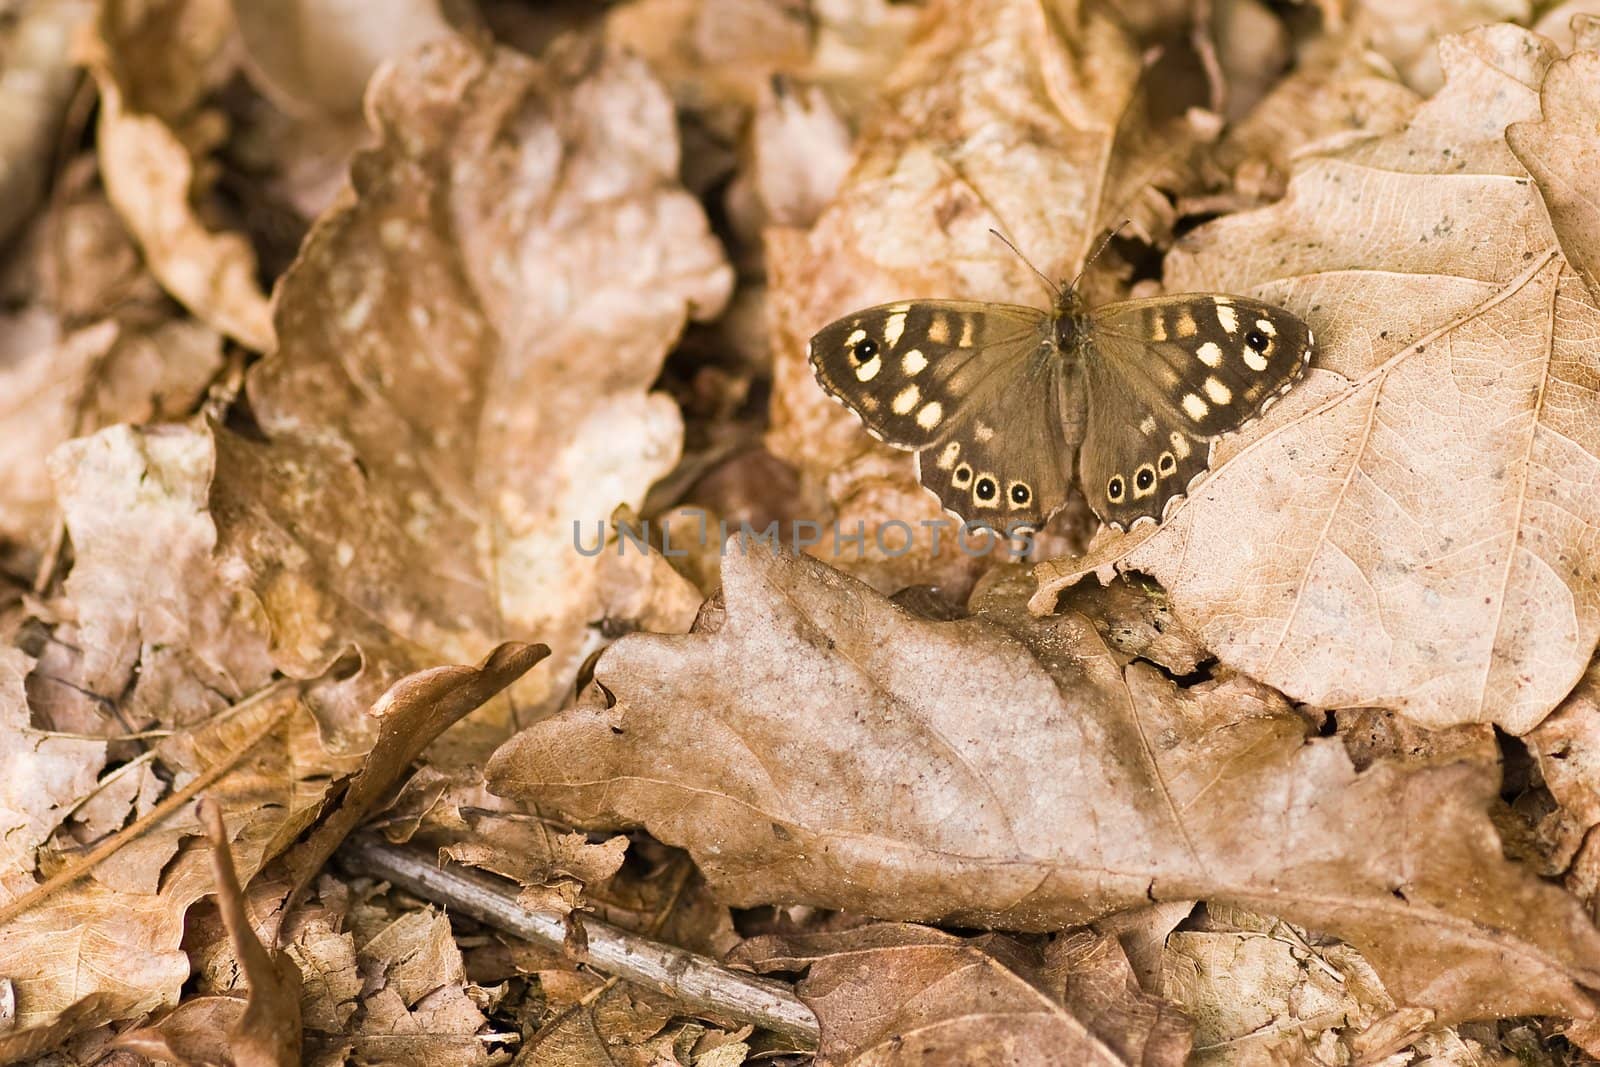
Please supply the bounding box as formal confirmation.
[112,801,305,1067]
[735,923,1192,1066]
[0,681,329,1061]
[86,0,275,350]
[766,0,1213,592]
[1035,27,1600,734]
[488,544,1600,1021]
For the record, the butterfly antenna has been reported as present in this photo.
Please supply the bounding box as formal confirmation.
[1066,219,1132,293]
[988,228,1060,299]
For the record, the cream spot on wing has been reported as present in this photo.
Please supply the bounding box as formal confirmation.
[846,328,866,346]
[855,354,882,381]
[926,314,950,345]
[1255,317,1277,337]
[1149,314,1167,341]
[884,311,907,348]
[1216,304,1237,334]
[975,423,995,443]
[1197,341,1223,368]
[1242,347,1269,372]
[892,384,920,414]
[860,395,879,411]
[916,401,943,429]
[1204,377,1232,405]
[1182,393,1208,420]
[937,441,961,469]
[1170,432,1192,459]
[903,349,928,375]
[959,317,974,347]
[1140,415,1157,435]
[1175,309,1197,337]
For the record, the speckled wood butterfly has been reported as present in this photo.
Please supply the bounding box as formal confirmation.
[808,269,1314,531]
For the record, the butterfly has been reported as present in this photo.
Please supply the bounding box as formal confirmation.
[807,272,1315,531]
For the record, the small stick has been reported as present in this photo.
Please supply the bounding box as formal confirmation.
[336,836,821,1049]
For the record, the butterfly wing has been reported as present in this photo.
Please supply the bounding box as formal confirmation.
[808,300,1077,528]
[1087,294,1314,439]
[1077,357,1214,530]
[912,342,1080,529]
[1077,294,1314,529]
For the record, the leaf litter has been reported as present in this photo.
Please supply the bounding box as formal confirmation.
[0,0,1598,1064]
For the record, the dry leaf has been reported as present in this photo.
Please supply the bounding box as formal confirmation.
[87,0,275,350]
[488,544,1600,1021]
[1034,27,1600,734]
[1161,908,1397,1064]
[236,32,730,726]
[1507,47,1600,304]
[0,640,540,1054]
[230,0,454,118]
[0,684,328,1061]
[735,923,1191,1065]
[113,801,305,1067]
[1349,0,1531,92]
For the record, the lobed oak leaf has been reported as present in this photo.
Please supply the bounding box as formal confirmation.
[488,544,1600,1021]
[1034,26,1600,734]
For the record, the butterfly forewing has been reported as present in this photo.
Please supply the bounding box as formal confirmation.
[1087,294,1314,440]
[808,301,1046,450]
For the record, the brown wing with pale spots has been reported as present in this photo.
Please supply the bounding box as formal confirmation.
[1077,353,1214,530]
[807,301,1046,449]
[913,344,1079,530]
[1087,294,1315,440]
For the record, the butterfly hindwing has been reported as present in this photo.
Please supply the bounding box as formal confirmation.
[1077,354,1213,529]
[913,344,1078,530]
[807,301,1047,449]
[1087,294,1314,439]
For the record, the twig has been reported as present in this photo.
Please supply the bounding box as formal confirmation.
[336,836,821,1049]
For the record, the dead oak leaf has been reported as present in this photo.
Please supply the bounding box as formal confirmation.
[735,923,1192,1066]
[1034,26,1600,734]
[488,545,1600,1022]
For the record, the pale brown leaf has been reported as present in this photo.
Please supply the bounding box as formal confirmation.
[488,544,1600,1021]
[735,924,1192,1066]
[1034,27,1600,733]
[1507,48,1600,305]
